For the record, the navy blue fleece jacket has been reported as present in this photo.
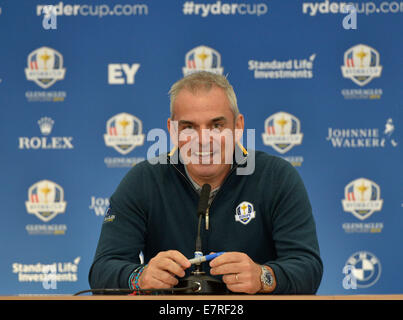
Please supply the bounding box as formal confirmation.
[89,149,323,294]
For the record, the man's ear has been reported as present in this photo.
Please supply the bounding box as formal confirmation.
[167,118,179,150]
[234,114,244,143]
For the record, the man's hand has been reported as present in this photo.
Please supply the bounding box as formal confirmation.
[138,250,191,289]
[209,252,265,294]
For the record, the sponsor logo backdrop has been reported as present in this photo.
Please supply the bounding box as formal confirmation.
[0,0,401,295]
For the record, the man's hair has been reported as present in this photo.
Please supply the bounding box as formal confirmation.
[168,71,239,119]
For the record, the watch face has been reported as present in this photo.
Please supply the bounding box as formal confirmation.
[264,272,273,285]
[261,267,273,287]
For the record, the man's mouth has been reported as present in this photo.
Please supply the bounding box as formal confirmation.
[194,151,214,157]
[190,150,219,164]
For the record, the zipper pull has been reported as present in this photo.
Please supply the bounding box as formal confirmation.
[205,207,209,230]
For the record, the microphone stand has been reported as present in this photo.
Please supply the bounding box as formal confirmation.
[175,265,228,294]
[175,217,228,294]
[174,184,228,294]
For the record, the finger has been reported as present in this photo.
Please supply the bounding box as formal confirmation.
[209,252,245,268]
[140,266,179,289]
[155,257,187,278]
[222,273,241,285]
[141,274,176,290]
[164,250,191,269]
[152,269,179,287]
[152,250,190,277]
[210,262,243,276]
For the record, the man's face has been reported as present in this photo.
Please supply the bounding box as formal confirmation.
[168,85,244,187]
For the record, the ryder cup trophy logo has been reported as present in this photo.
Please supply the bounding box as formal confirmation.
[25,180,67,222]
[104,112,145,155]
[342,178,383,220]
[235,201,256,225]
[262,112,303,154]
[25,47,66,89]
[183,45,224,76]
[341,44,382,86]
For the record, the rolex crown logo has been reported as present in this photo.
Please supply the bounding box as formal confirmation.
[38,117,55,135]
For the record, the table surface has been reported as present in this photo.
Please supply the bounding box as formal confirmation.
[1,294,402,300]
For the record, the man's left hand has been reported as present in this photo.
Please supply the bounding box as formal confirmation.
[209,252,262,294]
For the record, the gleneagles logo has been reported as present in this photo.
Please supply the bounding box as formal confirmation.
[262,111,303,154]
[342,178,383,221]
[104,112,145,155]
[25,47,66,89]
[25,179,67,222]
[183,45,224,76]
[18,117,74,150]
[341,44,382,87]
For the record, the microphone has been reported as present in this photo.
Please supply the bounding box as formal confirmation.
[194,183,211,270]
[174,183,228,294]
[197,184,211,216]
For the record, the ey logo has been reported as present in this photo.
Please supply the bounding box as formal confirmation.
[108,64,140,84]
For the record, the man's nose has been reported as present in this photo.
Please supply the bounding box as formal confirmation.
[197,127,213,146]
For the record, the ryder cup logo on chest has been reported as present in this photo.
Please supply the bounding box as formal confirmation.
[262,111,303,154]
[183,45,224,76]
[342,178,383,220]
[25,180,67,222]
[104,112,145,155]
[341,44,382,87]
[235,201,256,225]
[25,47,66,89]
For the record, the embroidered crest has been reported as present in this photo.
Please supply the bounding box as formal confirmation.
[235,201,256,225]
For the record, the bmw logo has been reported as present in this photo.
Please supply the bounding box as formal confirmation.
[345,251,381,288]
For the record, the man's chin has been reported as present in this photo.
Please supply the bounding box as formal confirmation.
[187,163,227,179]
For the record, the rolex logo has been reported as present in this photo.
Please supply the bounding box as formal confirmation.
[38,117,54,135]
[18,117,74,150]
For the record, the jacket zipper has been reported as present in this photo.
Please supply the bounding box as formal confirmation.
[205,207,209,230]
[168,157,199,195]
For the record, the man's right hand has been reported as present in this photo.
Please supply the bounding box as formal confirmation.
[138,250,191,289]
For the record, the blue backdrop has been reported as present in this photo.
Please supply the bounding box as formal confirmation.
[0,0,402,295]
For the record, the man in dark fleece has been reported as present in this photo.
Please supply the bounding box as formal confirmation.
[89,71,323,294]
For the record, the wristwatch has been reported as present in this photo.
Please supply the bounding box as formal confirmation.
[260,265,274,292]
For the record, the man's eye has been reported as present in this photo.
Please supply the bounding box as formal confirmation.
[213,123,224,129]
